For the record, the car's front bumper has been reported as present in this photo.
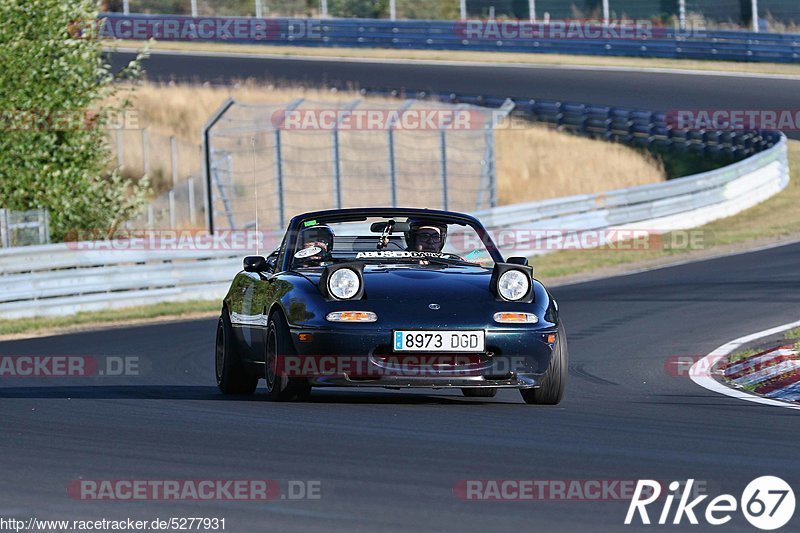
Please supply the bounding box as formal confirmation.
[286,327,557,389]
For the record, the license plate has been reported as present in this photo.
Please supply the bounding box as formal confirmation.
[393,330,485,352]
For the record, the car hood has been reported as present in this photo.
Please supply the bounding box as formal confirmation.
[301,264,495,302]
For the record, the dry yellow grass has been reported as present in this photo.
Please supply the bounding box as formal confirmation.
[496,126,665,203]
[114,82,665,221]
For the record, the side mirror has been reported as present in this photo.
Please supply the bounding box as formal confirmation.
[243,256,268,273]
[507,256,529,266]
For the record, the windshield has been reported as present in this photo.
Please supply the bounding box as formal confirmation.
[289,215,496,270]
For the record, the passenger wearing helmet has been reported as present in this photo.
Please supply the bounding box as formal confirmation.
[405,219,447,253]
[295,224,335,265]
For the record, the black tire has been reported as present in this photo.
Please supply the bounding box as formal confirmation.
[265,312,312,402]
[461,388,498,398]
[215,311,258,395]
[520,328,568,405]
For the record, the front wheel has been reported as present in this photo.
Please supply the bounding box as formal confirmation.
[216,312,258,395]
[265,312,312,402]
[520,328,568,405]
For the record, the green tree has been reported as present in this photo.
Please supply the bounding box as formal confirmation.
[329,0,389,18]
[0,0,149,241]
[397,0,461,20]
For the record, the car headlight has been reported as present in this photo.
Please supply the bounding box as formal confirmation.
[328,268,361,300]
[497,269,530,301]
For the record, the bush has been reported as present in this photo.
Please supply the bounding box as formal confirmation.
[0,0,149,241]
[397,0,461,20]
[329,0,389,18]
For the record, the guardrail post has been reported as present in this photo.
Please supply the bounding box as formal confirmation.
[387,100,413,208]
[116,129,124,168]
[188,177,197,225]
[332,128,342,210]
[191,0,198,17]
[142,128,149,177]
[751,0,760,32]
[38,208,48,245]
[487,126,497,208]
[269,98,304,228]
[440,129,449,210]
[170,136,178,188]
[332,100,360,211]
[169,190,176,229]
[123,0,129,15]
[0,209,9,248]
[255,0,263,18]
[274,130,285,228]
[388,128,397,207]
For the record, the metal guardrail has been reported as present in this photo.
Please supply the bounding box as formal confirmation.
[0,131,788,319]
[101,14,800,63]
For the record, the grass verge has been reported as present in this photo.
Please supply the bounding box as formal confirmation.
[117,40,800,78]
[728,348,761,364]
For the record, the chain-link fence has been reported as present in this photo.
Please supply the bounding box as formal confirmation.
[0,208,50,248]
[109,127,205,230]
[103,0,800,29]
[203,98,513,232]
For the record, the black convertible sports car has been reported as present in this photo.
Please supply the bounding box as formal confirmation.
[215,208,567,404]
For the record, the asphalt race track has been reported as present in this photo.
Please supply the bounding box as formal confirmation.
[2,242,800,531]
[1,52,799,531]
[110,50,800,139]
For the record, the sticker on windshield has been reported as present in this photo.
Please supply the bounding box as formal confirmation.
[295,246,322,259]
[356,251,458,260]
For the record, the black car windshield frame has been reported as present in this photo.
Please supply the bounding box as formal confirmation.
[280,208,504,272]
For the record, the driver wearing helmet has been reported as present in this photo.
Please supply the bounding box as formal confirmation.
[405,219,447,253]
[295,224,335,265]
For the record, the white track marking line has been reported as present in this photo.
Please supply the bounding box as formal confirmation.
[691,319,800,410]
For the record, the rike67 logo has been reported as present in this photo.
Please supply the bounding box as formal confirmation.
[625,477,795,530]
